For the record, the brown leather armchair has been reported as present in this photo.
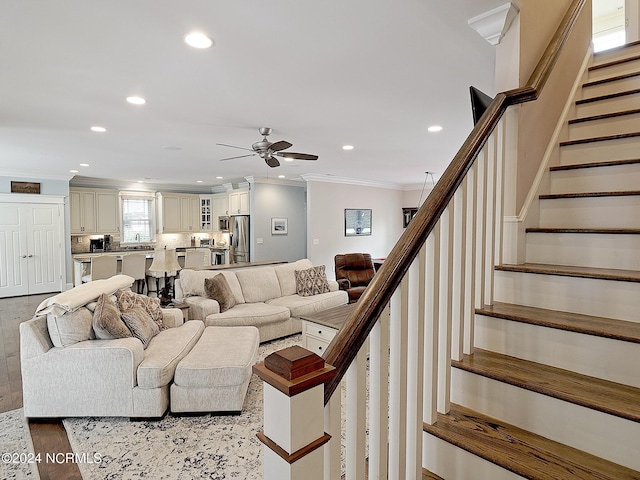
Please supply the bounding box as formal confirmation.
[334,253,376,303]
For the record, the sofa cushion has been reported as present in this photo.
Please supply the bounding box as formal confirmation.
[137,320,205,389]
[295,265,330,296]
[46,307,95,348]
[235,267,282,303]
[274,259,313,296]
[179,269,245,304]
[121,306,160,348]
[115,289,166,330]
[267,290,349,318]
[204,303,290,328]
[204,275,237,313]
[92,293,132,340]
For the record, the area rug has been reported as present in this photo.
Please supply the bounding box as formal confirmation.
[0,408,40,480]
[63,334,302,480]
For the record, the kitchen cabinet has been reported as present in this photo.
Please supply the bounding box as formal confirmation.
[228,189,249,215]
[200,195,213,231]
[157,193,200,233]
[70,188,119,234]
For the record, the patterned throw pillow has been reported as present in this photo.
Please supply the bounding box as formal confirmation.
[92,293,132,340]
[115,289,166,330]
[204,274,237,313]
[294,265,330,297]
[120,306,160,348]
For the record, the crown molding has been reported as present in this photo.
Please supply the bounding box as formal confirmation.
[300,173,406,190]
[245,176,305,188]
[0,169,74,181]
[468,2,520,46]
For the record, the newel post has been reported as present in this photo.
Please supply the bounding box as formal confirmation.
[253,345,336,480]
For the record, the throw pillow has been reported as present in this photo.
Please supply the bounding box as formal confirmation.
[204,274,237,313]
[92,293,132,340]
[295,265,331,297]
[120,306,160,348]
[115,289,166,330]
[47,307,95,348]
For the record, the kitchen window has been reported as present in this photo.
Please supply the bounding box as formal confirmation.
[120,193,156,243]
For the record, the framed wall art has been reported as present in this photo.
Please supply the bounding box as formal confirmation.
[344,209,371,236]
[271,217,288,235]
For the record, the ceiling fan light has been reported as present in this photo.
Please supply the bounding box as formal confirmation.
[284,158,294,162]
[185,32,213,49]
[428,125,443,132]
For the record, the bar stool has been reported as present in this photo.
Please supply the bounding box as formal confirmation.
[121,253,147,294]
[184,248,209,268]
[81,256,118,283]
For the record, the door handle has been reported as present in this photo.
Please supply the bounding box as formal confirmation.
[28,254,34,258]
[21,255,27,259]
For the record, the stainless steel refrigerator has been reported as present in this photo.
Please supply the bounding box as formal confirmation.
[229,215,250,263]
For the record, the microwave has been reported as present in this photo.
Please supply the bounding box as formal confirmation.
[218,216,230,232]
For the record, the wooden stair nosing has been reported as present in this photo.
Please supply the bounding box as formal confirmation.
[453,349,640,423]
[495,263,640,283]
[568,108,640,125]
[476,301,640,345]
[559,131,640,147]
[550,158,640,171]
[526,227,640,235]
[575,88,640,105]
[422,469,444,480]
[539,190,640,199]
[589,54,640,72]
[423,404,640,480]
[583,71,640,88]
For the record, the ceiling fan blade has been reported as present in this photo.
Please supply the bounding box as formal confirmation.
[219,154,256,161]
[265,156,280,168]
[277,152,318,161]
[269,140,293,152]
[216,143,255,152]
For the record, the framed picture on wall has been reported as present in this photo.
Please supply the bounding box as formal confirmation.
[345,209,371,236]
[271,217,288,235]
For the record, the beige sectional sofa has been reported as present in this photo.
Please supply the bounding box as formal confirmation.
[174,259,349,342]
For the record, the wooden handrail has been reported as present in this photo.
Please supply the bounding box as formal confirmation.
[322,0,587,405]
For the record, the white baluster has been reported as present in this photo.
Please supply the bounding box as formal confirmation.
[345,340,367,479]
[463,165,477,356]
[424,224,440,425]
[494,117,506,267]
[324,391,341,480]
[438,205,453,414]
[451,183,467,361]
[388,287,406,479]
[475,148,488,309]
[484,132,497,305]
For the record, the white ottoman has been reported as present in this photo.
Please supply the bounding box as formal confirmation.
[170,325,259,414]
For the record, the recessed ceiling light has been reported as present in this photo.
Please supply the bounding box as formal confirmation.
[428,125,443,132]
[69,170,79,173]
[184,32,214,49]
[137,180,144,183]
[161,145,182,151]
[342,145,355,150]
[278,175,285,179]
[216,176,223,179]
[90,126,106,133]
[126,96,146,105]
[79,163,89,167]
[196,180,203,183]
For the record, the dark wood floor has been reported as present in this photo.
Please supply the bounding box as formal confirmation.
[0,292,82,479]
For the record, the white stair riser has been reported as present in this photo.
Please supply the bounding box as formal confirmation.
[475,315,640,387]
[539,195,640,229]
[526,232,640,270]
[451,369,640,471]
[568,112,640,140]
[494,270,640,322]
[575,93,640,117]
[549,163,640,193]
[560,136,640,164]
[422,433,525,480]
[592,45,640,65]
[580,75,640,98]
[587,57,640,82]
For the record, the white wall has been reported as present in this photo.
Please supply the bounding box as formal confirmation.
[306,180,405,279]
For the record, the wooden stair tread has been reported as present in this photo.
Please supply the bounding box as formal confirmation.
[495,263,640,283]
[560,132,640,147]
[576,88,640,105]
[583,71,640,88]
[453,349,640,423]
[477,301,640,344]
[526,227,640,235]
[568,108,640,125]
[550,158,640,171]
[423,404,640,480]
[539,190,640,199]
[589,54,640,72]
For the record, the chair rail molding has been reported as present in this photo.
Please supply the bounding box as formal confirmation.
[468,2,520,46]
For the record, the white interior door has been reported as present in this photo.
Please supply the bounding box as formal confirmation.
[0,204,28,296]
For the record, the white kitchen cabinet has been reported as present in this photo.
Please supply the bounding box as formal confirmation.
[200,195,213,231]
[70,188,119,234]
[181,195,200,232]
[157,193,200,233]
[228,189,249,215]
[211,193,229,231]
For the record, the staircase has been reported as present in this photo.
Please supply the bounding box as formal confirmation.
[421,42,640,479]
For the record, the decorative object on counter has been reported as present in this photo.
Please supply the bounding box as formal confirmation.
[344,208,372,236]
[271,217,288,235]
[148,246,182,306]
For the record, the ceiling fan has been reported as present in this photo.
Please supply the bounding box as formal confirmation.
[217,127,318,168]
